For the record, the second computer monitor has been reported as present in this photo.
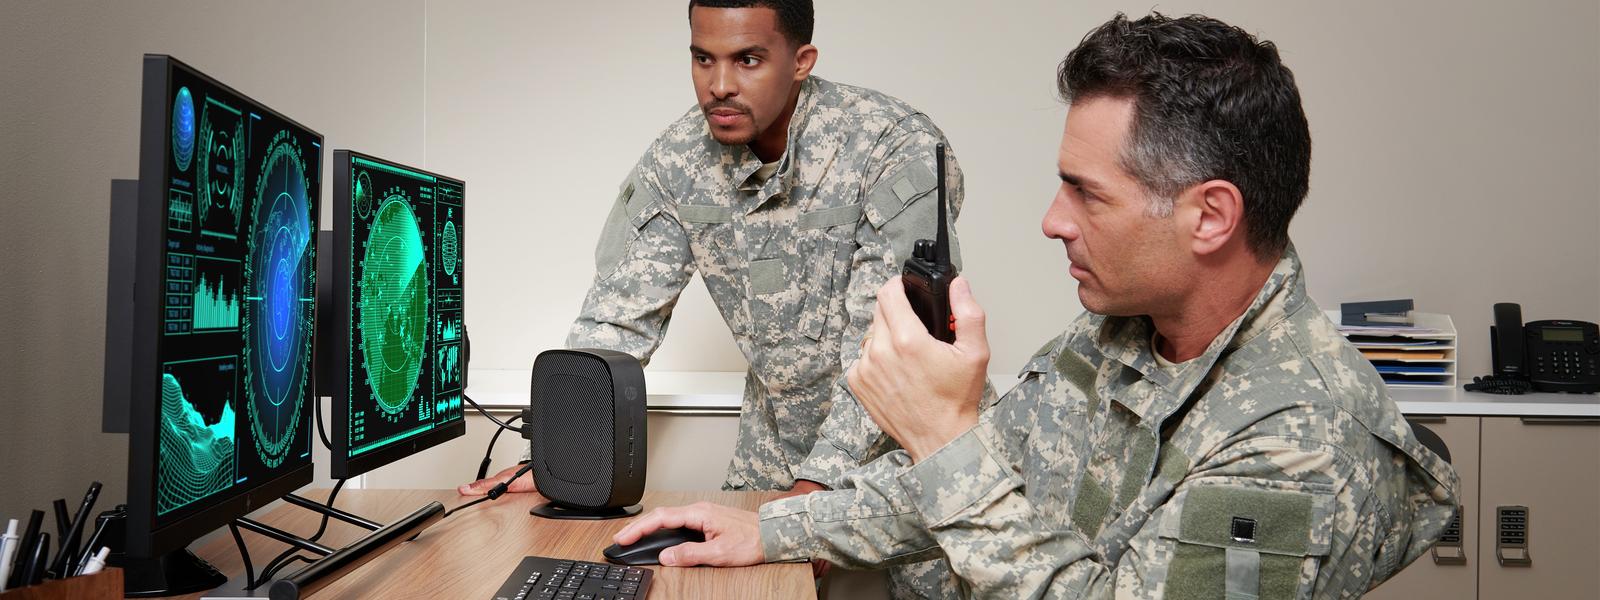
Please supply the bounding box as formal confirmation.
[329,150,466,479]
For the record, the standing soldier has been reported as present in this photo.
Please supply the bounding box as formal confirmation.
[463,1,972,596]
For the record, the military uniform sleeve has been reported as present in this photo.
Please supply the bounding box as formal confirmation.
[897,410,1376,599]
[565,161,694,362]
[792,115,972,488]
[762,369,1036,569]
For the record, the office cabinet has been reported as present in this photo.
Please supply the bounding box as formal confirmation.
[1367,415,1600,600]
[1365,416,1479,599]
[1476,417,1600,599]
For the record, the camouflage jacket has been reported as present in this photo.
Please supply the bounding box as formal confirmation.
[759,246,1460,598]
[568,76,964,490]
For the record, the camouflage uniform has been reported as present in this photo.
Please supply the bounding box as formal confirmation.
[759,246,1461,598]
[568,76,964,490]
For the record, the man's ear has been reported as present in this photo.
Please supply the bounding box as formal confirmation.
[793,44,818,82]
[1186,179,1245,256]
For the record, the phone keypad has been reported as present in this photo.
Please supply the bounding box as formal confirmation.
[1534,349,1598,380]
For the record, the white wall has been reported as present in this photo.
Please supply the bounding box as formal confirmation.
[429,0,1600,381]
[3,0,1597,526]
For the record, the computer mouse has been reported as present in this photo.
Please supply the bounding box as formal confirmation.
[603,527,706,566]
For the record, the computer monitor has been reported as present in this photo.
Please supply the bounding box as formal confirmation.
[122,54,321,562]
[325,150,465,479]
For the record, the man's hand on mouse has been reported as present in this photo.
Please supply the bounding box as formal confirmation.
[613,502,763,567]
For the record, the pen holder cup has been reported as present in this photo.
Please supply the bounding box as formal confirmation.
[0,567,122,600]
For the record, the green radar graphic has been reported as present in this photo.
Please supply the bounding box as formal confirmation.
[359,193,429,416]
[157,368,237,515]
[243,131,313,468]
[441,219,459,277]
[354,171,373,220]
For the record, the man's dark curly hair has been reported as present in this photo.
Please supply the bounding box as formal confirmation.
[688,0,813,46]
[1059,13,1311,256]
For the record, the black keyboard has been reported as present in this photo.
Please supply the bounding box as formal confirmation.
[491,556,652,600]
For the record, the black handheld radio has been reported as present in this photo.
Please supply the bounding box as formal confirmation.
[902,144,957,343]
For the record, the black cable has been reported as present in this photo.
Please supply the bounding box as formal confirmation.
[462,393,522,433]
[477,414,524,480]
[256,554,315,584]
[228,522,255,591]
[251,478,346,589]
[315,395,332,449]
[445,461,535,518]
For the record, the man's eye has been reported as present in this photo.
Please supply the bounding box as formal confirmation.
[739,56,760,66]
[693,55,711,64]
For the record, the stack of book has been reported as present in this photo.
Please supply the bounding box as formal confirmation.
[1328,311,1457,388]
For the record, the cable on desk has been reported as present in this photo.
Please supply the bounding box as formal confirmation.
[445,461,535,519]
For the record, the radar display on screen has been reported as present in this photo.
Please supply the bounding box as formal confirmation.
[342,154,464,462]
[154,64,319,523]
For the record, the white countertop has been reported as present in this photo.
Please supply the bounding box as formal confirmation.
[468,369,1598,418]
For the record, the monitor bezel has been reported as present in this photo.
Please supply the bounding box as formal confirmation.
[329,149,467,480]
[128,54,320,559]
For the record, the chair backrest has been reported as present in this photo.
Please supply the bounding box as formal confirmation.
[1405,419,1452,464]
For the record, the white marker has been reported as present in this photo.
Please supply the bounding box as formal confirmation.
[78,547,110,576]
[0,519,20,592]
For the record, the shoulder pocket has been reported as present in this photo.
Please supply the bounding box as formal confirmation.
[594,173,663,278]
[1160,483,1335,600]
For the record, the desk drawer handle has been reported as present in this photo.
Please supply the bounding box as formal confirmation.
[1519,417,1600,426]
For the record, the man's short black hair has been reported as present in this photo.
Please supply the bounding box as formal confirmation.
[1058,13,1311,257]
[688,0,814,46]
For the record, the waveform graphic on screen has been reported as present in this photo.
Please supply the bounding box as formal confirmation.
[438,315,460,341]
[157,372,237,515]
[192,258,241,331]
[434,394,461,416]
[169,189,195,233]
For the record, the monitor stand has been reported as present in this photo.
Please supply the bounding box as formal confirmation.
[118,548,230,598]
[201,494,444,600]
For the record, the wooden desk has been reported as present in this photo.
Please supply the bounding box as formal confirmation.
[176,490,815,600]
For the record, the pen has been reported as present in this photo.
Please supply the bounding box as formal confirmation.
[0,519,19,592]
[50,482,100,578]
[7,511,41,589]
[50,500,68,542]
[74,511,113,576]
[22,532,48,587]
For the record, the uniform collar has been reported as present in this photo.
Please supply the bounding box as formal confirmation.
[708,77,823,212]
[1091,244,1309,424]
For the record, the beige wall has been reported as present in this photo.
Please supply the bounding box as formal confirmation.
[3,0,1597,532]
[0,0,426,521]
[431,0,1600,379]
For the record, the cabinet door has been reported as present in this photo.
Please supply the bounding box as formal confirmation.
[1364,416,1479,600]
[1478,417,1600,599]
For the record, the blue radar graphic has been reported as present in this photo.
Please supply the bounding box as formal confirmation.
[172,87,195,172]
[244,131,312,468]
